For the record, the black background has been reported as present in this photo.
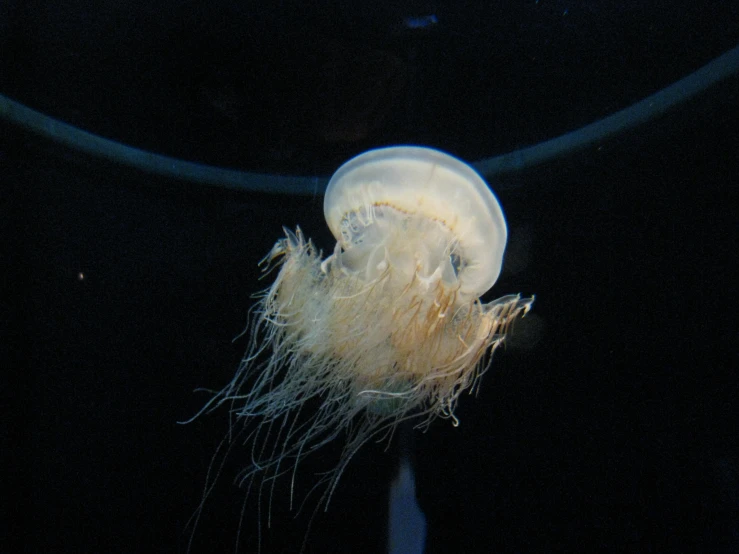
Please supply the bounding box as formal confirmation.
[2,1,738,553]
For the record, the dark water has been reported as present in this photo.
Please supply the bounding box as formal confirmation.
[3,2,739,553]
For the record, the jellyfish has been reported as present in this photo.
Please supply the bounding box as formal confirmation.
[192,145,533,540]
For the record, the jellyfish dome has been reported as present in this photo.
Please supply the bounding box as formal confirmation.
[200,145,533,511]
[324,146,507,299]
